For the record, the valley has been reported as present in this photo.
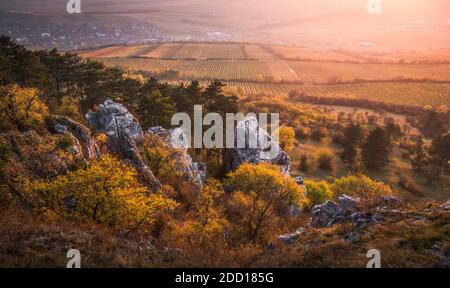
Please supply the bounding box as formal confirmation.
[80,42,450,109]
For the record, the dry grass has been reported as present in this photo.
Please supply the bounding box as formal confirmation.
[1,195,447,268]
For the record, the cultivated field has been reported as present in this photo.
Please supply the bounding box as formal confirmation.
[80,42,450,108]
[162,80,450,107]
[79,45,158,58]
[96,57,450,84]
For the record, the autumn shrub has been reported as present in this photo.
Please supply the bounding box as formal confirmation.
[398,176,424,197]
[1,131,80,179]
[331,131,346,145]
[57,135,75,151]
[294,127,311,139]
[140,134,182,187]
[171,179,228,244]
[141,134,203,203]
[311,127,330,143]
[331,174,392,208]
[277,126,296,152]
[54,96,83,122]
[299,153,316,172]
[316,150,336,171]
[304,180,333,209]
[225,163,305,243]
[95,133,109,153]
[0,84,48,131]
[19,155,179,232]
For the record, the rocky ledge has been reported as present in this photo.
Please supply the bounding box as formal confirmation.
[148,126,206,186]
[86,99,161,191]
[224,116,291,175]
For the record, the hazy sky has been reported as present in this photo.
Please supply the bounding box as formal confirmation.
[1,0,449,18]
[1,0,449,50]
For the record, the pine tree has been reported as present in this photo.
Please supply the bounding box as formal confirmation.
[410,137,427,172]
[362,127,391,169]
[119,77,141,114]
[341,123,364,165]
[426,133,450,181]
[137,90,176,129]
[203,80,226,113]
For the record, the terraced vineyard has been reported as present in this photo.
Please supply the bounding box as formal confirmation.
[97,57,450,84]
[82,42,251,60]
[162,80,450,107]
[80,42,450,108]
[79,45,158,58]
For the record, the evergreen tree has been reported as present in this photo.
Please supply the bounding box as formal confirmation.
[410,137,428,172]
[421,110,445,138]
[171,83,192,113]
[427,133,450,180]
[203,80,225,112]
[137,90,176,129]
[119,77,142,114]
[362,127,391,169]
[186,80,203,106]
[385,119,403,141]
[341,123,364,165]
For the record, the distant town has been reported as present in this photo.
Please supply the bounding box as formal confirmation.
[0,12,170,51]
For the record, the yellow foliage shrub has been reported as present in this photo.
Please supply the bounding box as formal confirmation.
[332,174,392,208]
[225,163,306,243]
[277,126,296,153]
[304,180,333,209]
[20,155,179,232]
[0,84,48,130]
[140,134,181,185]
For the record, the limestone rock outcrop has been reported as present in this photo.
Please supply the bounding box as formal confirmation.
[223,116,291,175]
[310,194,402,228]
[53,116,100,160]
[86,99,161,191]
[148,126,206,186]
[310,195,360,228]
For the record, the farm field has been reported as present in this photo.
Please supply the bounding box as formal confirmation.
[81,43,262,60]
[96,57,450,84]
[79,45,158,58]
[81,43,450,108]
[262,45,367,62]
[355,48,450,64]
[80,42,450,63]
[162,80,450,107]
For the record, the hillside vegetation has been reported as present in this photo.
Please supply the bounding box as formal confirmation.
[0,37,449,268]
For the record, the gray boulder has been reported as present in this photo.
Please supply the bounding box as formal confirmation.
[148,126,206,186]
[295,176,305,186]
[343,231,360,243]
[351,212,372,228]
[339,194,360,211]
[310,195,360,227]
[86,99,161,191]
[224,116,291,175]
[277,228,305,245]
[288,204,302,217]
[382,195,402,207]
[86,99,144,149]
[53,116,100,160]
[441,200,450,211]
